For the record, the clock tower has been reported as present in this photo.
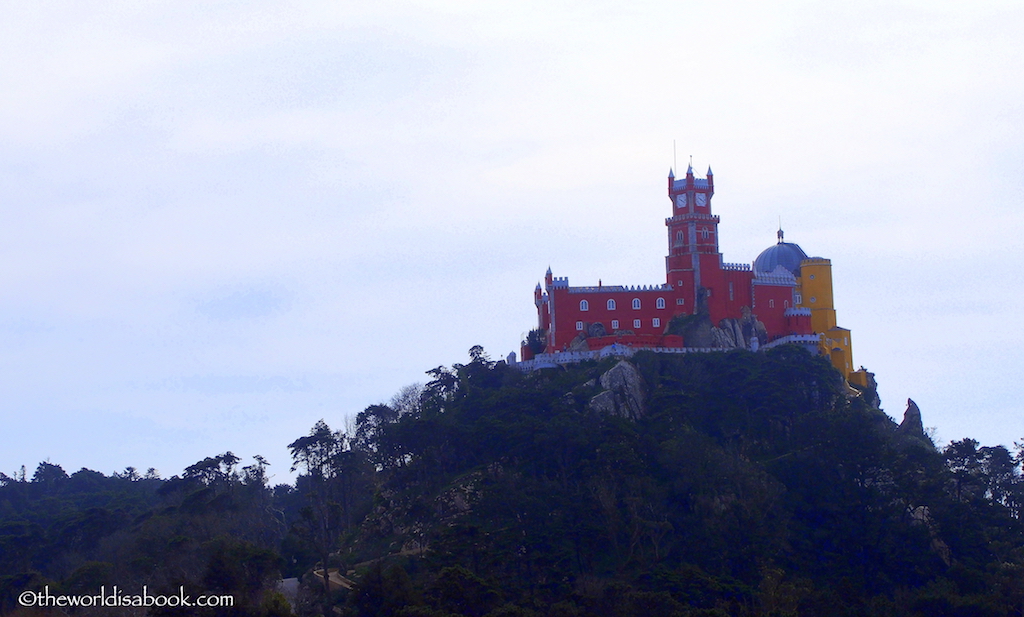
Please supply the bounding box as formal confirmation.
[665,164,719,305]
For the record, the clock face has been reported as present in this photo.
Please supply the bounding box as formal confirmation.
[676,194,687,209]
[695,193,707,207]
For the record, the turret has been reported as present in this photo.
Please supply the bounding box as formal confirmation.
[707,166,713,191]
[545,266,553,288]
[668,168,674,193]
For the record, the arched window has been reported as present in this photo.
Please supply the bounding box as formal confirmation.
[632,298,641,310]
[656,297,665,309]
[633,319,641,329]
[611,319,619,330]
[784,300,789,308]
[769,299,775,308]
[607,299,616,310]
[580,300,589,311]
[576,321,584,331]
[701,227,709,239]
[675,231,684,244]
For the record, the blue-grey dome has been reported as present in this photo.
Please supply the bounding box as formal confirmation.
[754,235,808,276]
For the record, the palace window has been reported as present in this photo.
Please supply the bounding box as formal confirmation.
[769,299,775,308]
[576,321,584,331]
[676,298,684,305]
[784,300,789,308]
[632,298,641,310]
[656,297,665,309]
[728,282,734,301]
[633,319,641,329]
[795,294,802,304]
[653,318,661,327]
[701,227,709,239]
[580,300,589,311]
[607,299,616,310]
[611,319,619,330]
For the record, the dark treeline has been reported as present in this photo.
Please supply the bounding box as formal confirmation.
[3,346,1024,616]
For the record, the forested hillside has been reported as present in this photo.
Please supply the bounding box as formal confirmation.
[3,346,1023,616]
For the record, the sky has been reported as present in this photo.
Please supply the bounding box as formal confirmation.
[2,0,1023,483]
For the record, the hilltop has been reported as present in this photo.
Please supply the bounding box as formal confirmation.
[2,346,1023,616]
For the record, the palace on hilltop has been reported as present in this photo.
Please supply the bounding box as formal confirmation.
[520,164,869,386]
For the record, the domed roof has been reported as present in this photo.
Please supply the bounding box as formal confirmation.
[754,230,808,276]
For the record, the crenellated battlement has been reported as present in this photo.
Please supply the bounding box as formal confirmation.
[722,262,751,271]
[665,213,720,225]
[567,284,670,294]
[801,257,831,266]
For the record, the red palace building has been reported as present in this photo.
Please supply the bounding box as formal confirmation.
[523,164,865,384]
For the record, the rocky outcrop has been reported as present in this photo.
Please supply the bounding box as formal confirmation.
[588,360,646,420]
[710,318,745,348]
[899,398,925,438]
[686,304,768,350]
[568,334,590,352]
[434,472,481,522]
[848,369,881,409]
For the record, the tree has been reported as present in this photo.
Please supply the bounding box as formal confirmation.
[288,420,349,595]
[32,461,68,490]
[182,451,244,486]
[946,439,986,503]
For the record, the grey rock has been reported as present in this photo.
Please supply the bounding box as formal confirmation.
[899,398,924,437]
[568,334,590,352]
[588,360,646,420]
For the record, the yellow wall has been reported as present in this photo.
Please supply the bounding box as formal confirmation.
[797,258,837,333]
[798,258,860,381]
[848,369,871,388]
[821,327,853,377]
